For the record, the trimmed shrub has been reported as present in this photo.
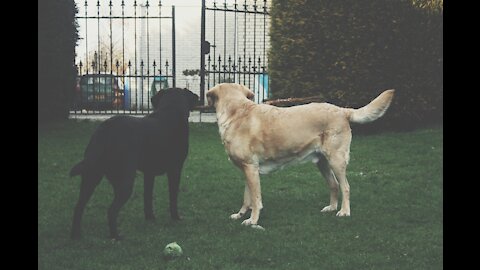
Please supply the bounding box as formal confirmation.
[269,0,443,131]
[38,0,78,122]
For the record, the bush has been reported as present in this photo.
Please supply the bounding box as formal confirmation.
[38,0,78,122]
[269,0,443,131]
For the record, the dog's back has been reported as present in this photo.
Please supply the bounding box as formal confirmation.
[70,115,144,177]
[70,88,197,178]
[70,114,190,179]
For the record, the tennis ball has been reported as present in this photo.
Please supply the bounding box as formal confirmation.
[163,242,183,259]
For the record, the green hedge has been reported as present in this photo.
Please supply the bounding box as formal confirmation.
[38,0,78,122]
[269,0,443,131]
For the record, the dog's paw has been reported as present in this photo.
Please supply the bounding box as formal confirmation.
[336,210,350,217]
[241,218,256,226]
[320,205,337,213]
[230,213,244,220]
[251,224,265,231]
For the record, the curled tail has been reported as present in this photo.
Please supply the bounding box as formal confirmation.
[348,89,395,124]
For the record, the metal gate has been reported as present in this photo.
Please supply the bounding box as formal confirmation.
[72,0,176,115]
[200,0,270,105]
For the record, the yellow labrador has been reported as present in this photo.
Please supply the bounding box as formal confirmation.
[206,83,394,227]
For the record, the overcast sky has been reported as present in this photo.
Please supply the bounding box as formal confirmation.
[75,0,204,62]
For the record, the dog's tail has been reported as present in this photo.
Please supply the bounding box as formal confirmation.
[347,89,395,124]
[69,124,107,178]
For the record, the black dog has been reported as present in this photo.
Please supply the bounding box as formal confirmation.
[70,88,199,240]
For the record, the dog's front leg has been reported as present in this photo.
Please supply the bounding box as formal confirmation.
[240,164,263,226]
[143,173,155,221]
[230,184,251,220]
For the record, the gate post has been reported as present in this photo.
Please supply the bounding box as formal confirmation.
[200,0,206,105]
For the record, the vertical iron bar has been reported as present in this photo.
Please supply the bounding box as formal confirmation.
[122,0,125,112]
[84,0,88,112]
[233,0,237,83]
[109,0,113,76]
[165,60,169,88]
[212,56,216,87]
[109,1,113,114]
[253,0,256,86]
[248,57,251,89]
[243,0,247,85]
[258,57,261,102]
[104,60,108,112]
[223,0,227,82]
[200,0,206,104]
[228,56,232,82]
[263,0,267,99]
[207,55,211,90]
[141,60,144,113]
[158,1,162,81]
[134,1,138,114]
[116,60,120,112]
[152,60,156,111]
[172,5,176,88]
[128,61,132,111]
[159,0,162,82]
[146,1,150,111]
[213,1,217,86]
[96,0,100,113]
[254,1,258,102]
[238,56,242,85]
[78,62,83,113]
[96,0,100,70]
[218,55,221,84]
[263,0,266,77]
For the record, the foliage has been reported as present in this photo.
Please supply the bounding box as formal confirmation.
[182,69,201,77]
[269,0,443,130]
[38,0,79,122]
[411,0,443,14]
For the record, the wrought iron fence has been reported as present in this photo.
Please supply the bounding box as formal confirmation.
[72,0,176,115]
[200,0,270,104]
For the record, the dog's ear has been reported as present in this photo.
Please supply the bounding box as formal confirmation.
[206,87,218,107]
[246,90,254,101]
[183,88,199,110]
[240,84,255,101]
[151,90,165,110]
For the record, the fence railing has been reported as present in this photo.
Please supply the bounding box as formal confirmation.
[71,0,175,115]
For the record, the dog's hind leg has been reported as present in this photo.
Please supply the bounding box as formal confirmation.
[167,166,183,220]
[107,174,135,240]
[143,173,155,221]
[327,152,351,217]
[230,184,251,220]
[71,172,103,239]
[316,154,339,213]
[240,164,263,226]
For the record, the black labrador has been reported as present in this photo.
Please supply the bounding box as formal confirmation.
[70,88,199,240]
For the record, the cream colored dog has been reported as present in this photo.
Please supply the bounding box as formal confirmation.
[206,83,394,227]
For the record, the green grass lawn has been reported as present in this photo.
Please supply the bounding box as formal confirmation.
[38,120,443,270]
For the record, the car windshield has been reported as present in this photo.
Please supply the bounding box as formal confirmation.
[84,76,114,85]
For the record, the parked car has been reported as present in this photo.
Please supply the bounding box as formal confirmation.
[74,73,124,110]
[124,74,169,110]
